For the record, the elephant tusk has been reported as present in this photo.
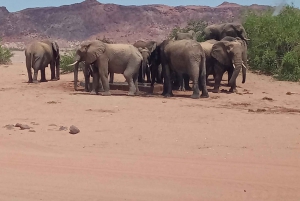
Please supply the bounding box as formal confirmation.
[232,64,236,69]
[242,63,248,69]
[67,61,79,67]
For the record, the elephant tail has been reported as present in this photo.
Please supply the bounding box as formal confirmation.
[25,52,33,70]
[199,53,207,90]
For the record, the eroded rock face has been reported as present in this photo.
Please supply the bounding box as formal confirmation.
[0,1,271,45]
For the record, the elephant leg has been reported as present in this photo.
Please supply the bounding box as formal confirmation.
[227,68,233,86]
[146,65,151,83]
[26,56,33,83]
[138,65,145,83]
[189,72,200,99]
[162,64,173,97]
[32,68,39,83]
[133,72,140,95]
[157,64,163,84]
[124,68,137,96]
[90,69,100,95]
[27,67,33,83]
[97,67,110,96]
[178,73,185,91]
[84,66,90,92]
[212,73,223,93]
[56,62,60,80]
[109,72,114,83]
[229,72,237,93]
[183,74,192,90]
[40,68,48,82]
[50,62,56,81]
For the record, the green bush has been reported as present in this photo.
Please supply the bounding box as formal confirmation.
[60,50,77,74]
[243,4,300,81]
[0,38,14,64]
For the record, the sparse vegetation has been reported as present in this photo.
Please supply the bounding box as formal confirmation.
[0,38,14,64]
[243,4,300,81]
[60,50,77,74]
[169,4,300,82]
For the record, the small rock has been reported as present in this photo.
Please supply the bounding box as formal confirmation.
[59,126,68,131]
[29,130,36,132]
[15,123,22,128]
[257,108,267,112]
[69,125,80,134]
[262,97,273,101]
[20,124,30,130]
[49,124,57,127]
[3,124,15,130]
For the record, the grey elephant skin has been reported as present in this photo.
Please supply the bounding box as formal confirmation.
[201,36,247,93]
[174,30,201,41]
[133,40,162,85]
[160,39,209,99]
[70,40,143,96]
[203,23,250,42]
[24,40,60,83]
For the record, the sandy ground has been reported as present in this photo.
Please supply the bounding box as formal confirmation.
[0,51,300,201]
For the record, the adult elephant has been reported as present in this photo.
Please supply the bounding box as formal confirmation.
[208,37,247,93]
[203,23,250,42]
[24,40,60,83]
[68,40,142,96]
[132,40,161,85]
[160,39,209,99]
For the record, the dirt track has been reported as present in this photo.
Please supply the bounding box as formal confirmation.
[0,51,300,200]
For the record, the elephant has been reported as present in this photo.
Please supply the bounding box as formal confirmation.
[24,39,60,83]
[68,40,143,96]
[203,23,250,43]
[160,39,209,99]
[137,47,152,83]
[206,37,247,93]
[133,40,161,85]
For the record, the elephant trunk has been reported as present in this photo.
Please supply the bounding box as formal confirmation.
[228,57,243,86]
[242,63,247,83]
[74,62,79,91]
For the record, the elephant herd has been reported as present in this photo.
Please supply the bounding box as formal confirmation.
[24,22,250,99]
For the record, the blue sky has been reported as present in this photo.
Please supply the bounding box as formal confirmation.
[0,0,299,12]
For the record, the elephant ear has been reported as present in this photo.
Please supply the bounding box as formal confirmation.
[211,41,232,66]
[146,41,157,53]
[51,42,59,59]
[84,40,106,64]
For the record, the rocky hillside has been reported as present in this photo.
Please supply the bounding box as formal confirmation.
[0,0,272,48]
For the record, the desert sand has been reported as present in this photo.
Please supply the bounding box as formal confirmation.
[0,51,299,201]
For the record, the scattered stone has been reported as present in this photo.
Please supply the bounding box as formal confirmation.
[59,126,68,131]
[257,109,267,112]
[262,97,273,101]
[20,124,30,130]
[47,101,60,104]
[49,124,57,127]
[286,92,298,95]
[3,124,15,130]
[29,130,36,132]
[162,101,167,103]
[69,125,80,134]
[15,123,22,128]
